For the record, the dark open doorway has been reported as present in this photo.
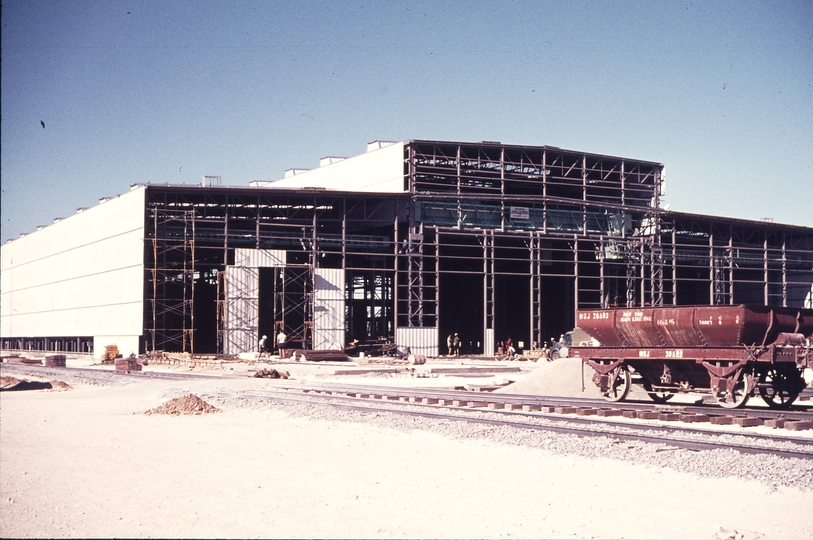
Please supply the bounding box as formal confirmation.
[438,233,484,354]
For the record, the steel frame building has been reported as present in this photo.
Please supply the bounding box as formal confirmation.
[3,140,812,358]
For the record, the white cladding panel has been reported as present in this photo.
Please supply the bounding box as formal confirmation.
[313,268,345,350]
[234,248,285,268]
[1,188,145,345]
[225,265,259,354]
[395,326,438,357]
[257,141,405,192]
[484,328,495,357]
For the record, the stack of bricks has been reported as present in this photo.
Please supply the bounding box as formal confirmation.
[44,354,66,367]
[114,358,142,371]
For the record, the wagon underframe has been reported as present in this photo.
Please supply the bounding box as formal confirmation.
[575,342,811,409]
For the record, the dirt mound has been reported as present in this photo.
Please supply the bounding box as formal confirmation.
[145,394,219,416]
[495,358,604,398]
[49,380,72,391]
[1,376,22,389]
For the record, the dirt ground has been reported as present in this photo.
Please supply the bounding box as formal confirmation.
[1,372,812,539]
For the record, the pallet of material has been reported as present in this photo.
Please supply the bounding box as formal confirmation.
[294,350,351,362]
[16,358,44,365]
[114,359,142,371]
[44,355,66,367]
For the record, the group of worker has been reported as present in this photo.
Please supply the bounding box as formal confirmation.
[258,329,287,359]
[446,333,461,355]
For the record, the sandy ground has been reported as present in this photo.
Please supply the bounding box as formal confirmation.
[1,372,812,539]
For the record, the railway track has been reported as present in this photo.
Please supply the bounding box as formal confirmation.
[4,363,812,460]
[202,386,813,460]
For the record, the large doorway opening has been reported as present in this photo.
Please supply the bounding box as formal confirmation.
[258,266,313,353]
[438,233,484,355]
[494,236,530,353]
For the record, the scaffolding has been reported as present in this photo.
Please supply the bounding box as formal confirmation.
[145,207,195,353]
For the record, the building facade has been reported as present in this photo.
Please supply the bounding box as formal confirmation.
[3,140,812,357]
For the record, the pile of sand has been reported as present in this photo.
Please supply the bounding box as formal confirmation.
[145,394,219,416]
[495,358,604,398]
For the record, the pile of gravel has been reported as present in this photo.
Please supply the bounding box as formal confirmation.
[145,393,219,415]
[496,358,604,398]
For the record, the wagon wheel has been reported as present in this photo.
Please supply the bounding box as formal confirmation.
[758,366,802,409]
[602,365,631,402]
[714,371,750,409]
[643,381,674,404]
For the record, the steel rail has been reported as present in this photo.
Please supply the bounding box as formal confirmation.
[272,380,813,420]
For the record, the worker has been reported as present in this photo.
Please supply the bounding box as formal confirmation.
[258,335,268,359]
[277,329,287,360]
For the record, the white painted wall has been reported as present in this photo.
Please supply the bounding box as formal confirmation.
[1,187,146,357]
[251,141,406,192]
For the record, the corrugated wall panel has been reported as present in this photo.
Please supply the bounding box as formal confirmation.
[396,327,438,357]
[313,268,345,350]
[225,266,258,354]
[484,328,495,356]
[234,248,285,268]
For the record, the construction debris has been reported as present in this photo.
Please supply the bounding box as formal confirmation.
[290,350,351,362]
[253,368,290,379]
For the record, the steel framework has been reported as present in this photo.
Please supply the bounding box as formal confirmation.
[133,140,812,356]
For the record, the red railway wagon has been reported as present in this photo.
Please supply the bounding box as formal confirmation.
[571,305,813,408]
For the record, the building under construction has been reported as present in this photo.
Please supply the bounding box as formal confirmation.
[3,140,813,358]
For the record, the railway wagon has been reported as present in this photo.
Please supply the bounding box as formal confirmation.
[571,305,813,408]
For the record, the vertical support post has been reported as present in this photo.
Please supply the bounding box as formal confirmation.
[542,149,547,234]
[672,228,677,305]
[500,146,505,232]
[763,237,769,305]
[639,240,645,305]
[435,225,440,331]
[151,209,158,351]
[223,194,229,266]
[782,235,787,307]
[456,145,462,229]
[709,229,715,305]
[393,216,400,332]
[728,235,734,305]
[599,235,605,308]
[255,194,261,249]
[582,155,587,234]
[573,235,579,317]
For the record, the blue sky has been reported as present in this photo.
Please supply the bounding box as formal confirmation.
[2,0,812,241]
